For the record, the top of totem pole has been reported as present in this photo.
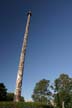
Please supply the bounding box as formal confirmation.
[27,11,32,16]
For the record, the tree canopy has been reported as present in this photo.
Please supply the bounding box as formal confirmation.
[53,74,72,108]
[0,83,7,101]
[32,79,52,104]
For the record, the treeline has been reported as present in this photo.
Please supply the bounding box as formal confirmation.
[32,73,72,108]
[0,73,72,108]
[0,83,24,101]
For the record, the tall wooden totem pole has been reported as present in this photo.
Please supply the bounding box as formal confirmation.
[14,11,32,102]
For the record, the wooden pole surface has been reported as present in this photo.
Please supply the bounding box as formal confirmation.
[14,11,32,102]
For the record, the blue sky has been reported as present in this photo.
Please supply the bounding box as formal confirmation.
[0,0,72,101]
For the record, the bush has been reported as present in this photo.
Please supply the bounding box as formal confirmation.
[0,102,54,108]
[6,93,24,102]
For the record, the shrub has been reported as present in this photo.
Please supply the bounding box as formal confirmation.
[6,93,24,102]
[0,102,54,108]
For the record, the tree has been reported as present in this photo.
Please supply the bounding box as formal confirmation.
[20,96,25,102]
[32,79,52,104]
[53,74,72,108]
[0,83,7,101]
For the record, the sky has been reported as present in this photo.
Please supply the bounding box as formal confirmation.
[0,0,72,101]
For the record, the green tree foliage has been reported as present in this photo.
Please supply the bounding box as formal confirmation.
[20,96,25,102]
[32,79,52,104]
[53,74,72,108]
[6,92,24,101]
[0,83,7,101]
